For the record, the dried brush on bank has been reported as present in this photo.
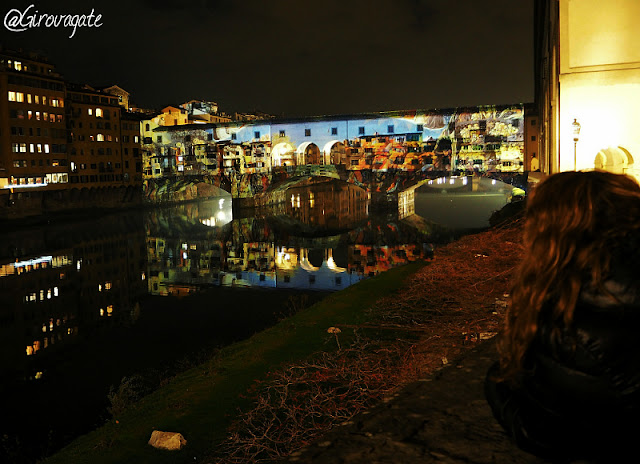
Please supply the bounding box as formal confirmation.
[213,219,525,463]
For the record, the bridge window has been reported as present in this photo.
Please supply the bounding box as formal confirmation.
[279,130,286,137]
[254,131,260,139]
[416,124,423,131]
[331,127,338,135]
[231,133,236,140]
[387,125,394,134]
[305,129,311,137]
[358,126,365,135]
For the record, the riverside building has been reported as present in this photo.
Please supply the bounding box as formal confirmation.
[0,48,68,194]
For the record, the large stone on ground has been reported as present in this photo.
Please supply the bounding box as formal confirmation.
[148,430,187,450]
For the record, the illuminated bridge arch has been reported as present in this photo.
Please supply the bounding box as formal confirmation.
[296,142,321,165]
[272,142,296,167]
[323,140,345,165]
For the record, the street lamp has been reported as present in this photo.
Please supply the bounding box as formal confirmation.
[572,118,581,171]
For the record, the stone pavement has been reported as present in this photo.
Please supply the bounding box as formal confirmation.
[285,339,548,464]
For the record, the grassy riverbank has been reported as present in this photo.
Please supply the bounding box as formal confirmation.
[45,217,524,464]
[44,261,428,464]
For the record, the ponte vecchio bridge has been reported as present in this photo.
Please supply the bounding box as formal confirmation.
[142,104,528,205]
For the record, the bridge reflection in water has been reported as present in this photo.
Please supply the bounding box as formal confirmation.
[146,178,433,296]
[398,175,520,228]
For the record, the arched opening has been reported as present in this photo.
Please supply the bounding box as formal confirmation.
[296,142,320,165]
[272,142,296,167]
[594,146,634,175]
[323,140,345,165]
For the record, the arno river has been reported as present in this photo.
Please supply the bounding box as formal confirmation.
[0,177,514,462]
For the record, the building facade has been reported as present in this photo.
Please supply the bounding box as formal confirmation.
[0,49,68,192]
[535,0,640,180]
[0,48,145,218]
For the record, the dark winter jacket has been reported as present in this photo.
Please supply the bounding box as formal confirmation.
[485,272,640,460]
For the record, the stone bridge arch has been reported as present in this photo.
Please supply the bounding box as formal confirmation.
[323,140,345,165]
[296,142,321,165]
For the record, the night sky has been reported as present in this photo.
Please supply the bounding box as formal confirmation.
[0,0,534,117]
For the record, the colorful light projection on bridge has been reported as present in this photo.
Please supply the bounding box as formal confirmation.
[208,105,524,174]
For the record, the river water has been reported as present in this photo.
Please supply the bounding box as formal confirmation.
[0,177,513,462]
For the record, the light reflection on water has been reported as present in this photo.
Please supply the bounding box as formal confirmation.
[145,179,428,295]
[414,176,514,229]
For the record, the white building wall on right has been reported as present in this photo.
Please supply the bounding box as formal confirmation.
[558,0,640,181]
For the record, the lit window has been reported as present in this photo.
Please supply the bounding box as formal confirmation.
[34,95,39,104]
[107,305,113,316]
[44,144,49,153]
[29,143,34,153]
[8,91,16,101]
[13,61,22,71]
[96,108,103,117]
[19,143,26,152]
[97,134,104,141]
[11,143,19,152]
[98,284,102,292]
[42,96,47,105]
[88,108,93,116]
[100,308,104,316]
[26,346,33,356]
[105,282,112,290]
[16,92,24,102]
[27,94,32,103]
[28,110,33,119]
[35,111,40,121]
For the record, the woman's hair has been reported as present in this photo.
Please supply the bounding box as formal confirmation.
[498,170,640,382]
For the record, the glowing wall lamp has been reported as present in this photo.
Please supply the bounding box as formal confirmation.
[572,118,581,171]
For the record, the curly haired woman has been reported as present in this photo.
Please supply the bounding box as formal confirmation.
[485,170,640,462]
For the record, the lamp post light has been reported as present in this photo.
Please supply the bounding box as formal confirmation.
[572,118,581,171]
